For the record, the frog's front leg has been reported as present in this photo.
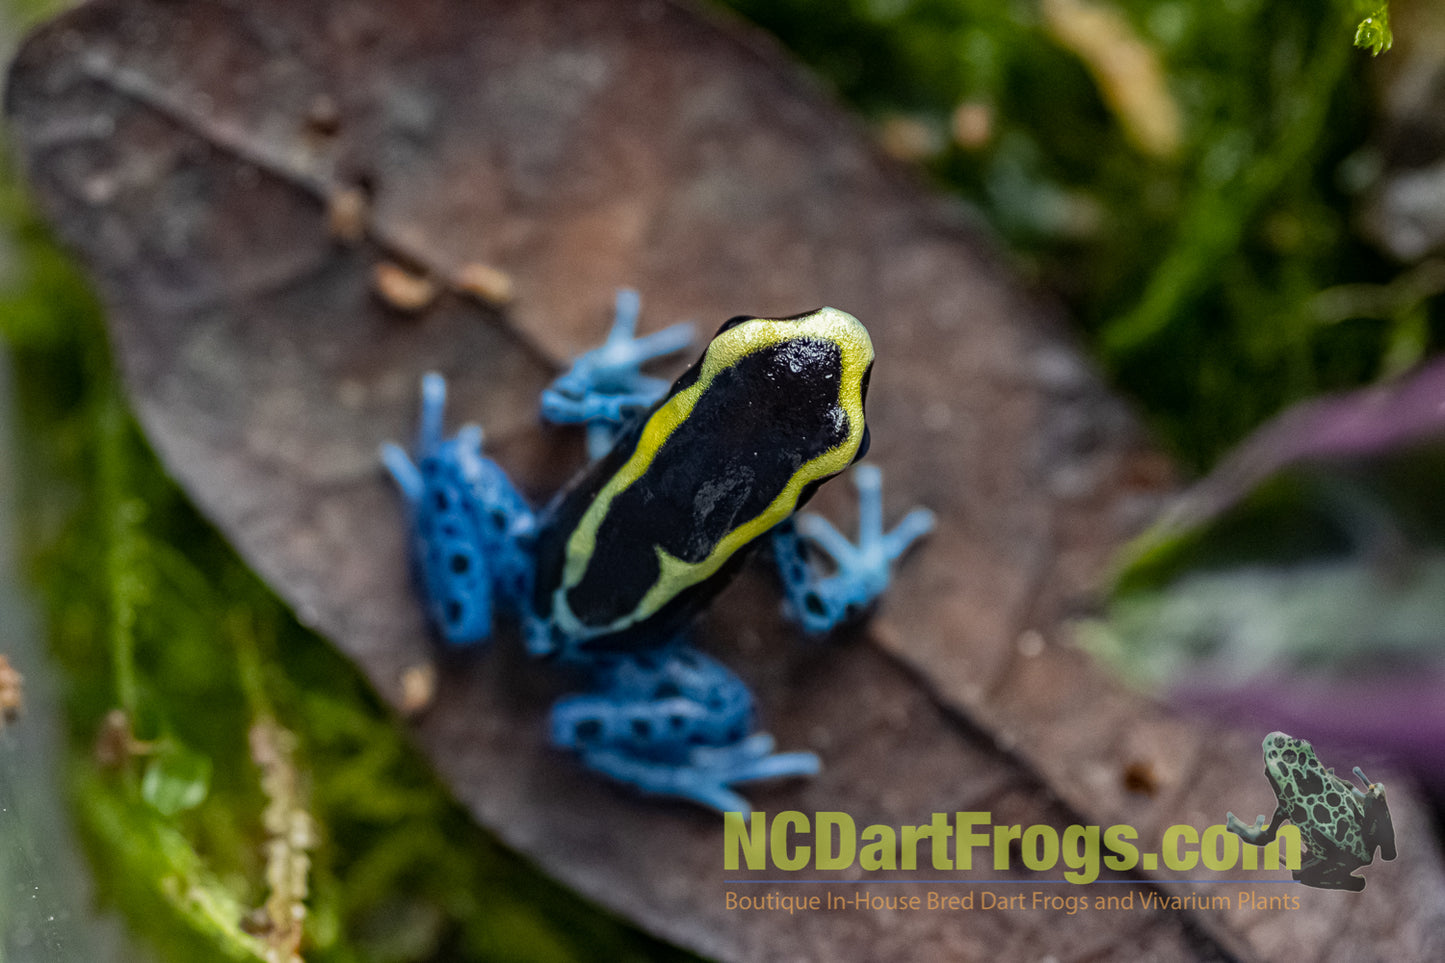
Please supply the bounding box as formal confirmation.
[381,373,537,647]
[549,646,820,812]
[773,465,935,634]
[539,288,695,457]
[1225,807,1287,846]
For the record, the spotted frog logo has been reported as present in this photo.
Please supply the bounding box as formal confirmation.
[1224,731,1396,891]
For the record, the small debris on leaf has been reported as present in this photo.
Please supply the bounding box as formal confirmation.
[373,261,438,313]
[454,261,514,306]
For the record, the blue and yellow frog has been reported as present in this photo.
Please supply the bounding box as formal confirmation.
[382,290,933,811]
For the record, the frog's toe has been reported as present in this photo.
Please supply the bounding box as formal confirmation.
[570,747,755,812]
[539,385,652,426]
[418,371,449,449]
[882,506,937,558]
[568,739,820,813]
[774,465,934,634]
[689,735,822,787]
[539,288,694,434]
[379,441,423,502]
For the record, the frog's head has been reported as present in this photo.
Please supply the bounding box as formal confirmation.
[1351,766,1397,861]
[694,307,876,489]
[1260,731,1325,805]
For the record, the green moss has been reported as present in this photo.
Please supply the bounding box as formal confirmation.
[1353,2,1392,55]
[0,180,692,963]
[717,0,1432,471]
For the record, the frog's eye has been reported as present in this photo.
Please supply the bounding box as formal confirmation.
[714,315,756,337]
[852,361,874,462]
[796,477,827,510]
[714,309,831,338]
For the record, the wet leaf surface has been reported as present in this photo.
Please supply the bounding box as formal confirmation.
[8,0,1445,958]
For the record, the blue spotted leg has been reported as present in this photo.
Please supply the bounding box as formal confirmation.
[773,465,935,634]
[550,646,820,812]
[381,369,819,811]
[380,373,537,647]
[540,287,695,457]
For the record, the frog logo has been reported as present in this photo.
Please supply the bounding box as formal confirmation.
[1226,731,1396,891]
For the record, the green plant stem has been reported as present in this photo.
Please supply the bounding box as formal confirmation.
[97,387,141,720]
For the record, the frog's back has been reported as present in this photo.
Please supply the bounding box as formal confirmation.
[534,308,875,652]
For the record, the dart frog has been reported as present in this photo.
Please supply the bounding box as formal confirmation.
[1226,731,1396,891]
[382,290,933,811]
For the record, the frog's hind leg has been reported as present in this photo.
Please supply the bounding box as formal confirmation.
[380,372,449,502]
[549,646,819,812]
[540,288,695,457]
[1295,848,1367,891]
[1352,766,1397,860]
[381,373,537,648]
[773,464,935,635]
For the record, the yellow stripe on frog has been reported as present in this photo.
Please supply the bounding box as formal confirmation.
[551,308,874,639]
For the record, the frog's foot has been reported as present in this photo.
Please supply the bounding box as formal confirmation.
[773,464,935,635]
[549,647,819,812]
[562,735,821,813]
[1296,851,1368,892]
[381,373,537,647]
[1225,811,1278,846]
[540,288,695,457]
[1301,870,1367,893]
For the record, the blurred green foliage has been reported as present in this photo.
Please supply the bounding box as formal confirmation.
[0,129,690,963]
[719,0,1432,471]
